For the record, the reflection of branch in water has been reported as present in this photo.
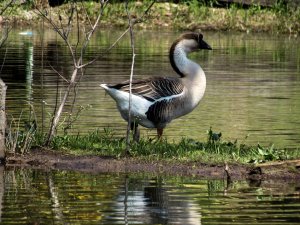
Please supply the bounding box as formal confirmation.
[123,175,129,225]
[47,173,65,223]
[0,166,4,223]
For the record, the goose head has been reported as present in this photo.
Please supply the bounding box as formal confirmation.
[175,32,212,53]
[170,32,212,77]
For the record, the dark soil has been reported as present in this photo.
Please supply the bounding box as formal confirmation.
[4,148,300,181]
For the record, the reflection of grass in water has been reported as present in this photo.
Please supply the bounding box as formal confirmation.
[34,127,300,164]
[207,180,226,196]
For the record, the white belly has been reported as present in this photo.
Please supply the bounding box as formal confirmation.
[102,85,155,128]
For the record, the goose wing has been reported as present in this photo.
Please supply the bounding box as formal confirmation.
[108,77,184,102]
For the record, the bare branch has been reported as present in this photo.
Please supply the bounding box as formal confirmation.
[79,0,156,69]
[48,63,70,84]
[35,8,64,38]
[125,0,136,153]
[0,48,8,76]
[79,27,130,68]
[79,0,109,63]
[0,22,11,49]
[74,5,81,57]
[132,0,156,25]
[64,67,85,134]
[0,0,15,15]
[34,7,77,66]
[0,79,7,158]
[80,0,93,28]
[41,0,109,144]
[38,0,156,145]
[0,0,15,159]
[64,2,76,38]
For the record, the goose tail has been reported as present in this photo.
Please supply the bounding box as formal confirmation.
[100,83,109,90]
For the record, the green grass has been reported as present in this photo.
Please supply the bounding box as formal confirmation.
[1,0,300,35]
[30,128,300,165]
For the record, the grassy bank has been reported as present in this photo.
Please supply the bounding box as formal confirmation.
[1,1,300,35]
[23,128,298,165]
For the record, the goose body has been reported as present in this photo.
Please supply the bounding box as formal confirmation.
[100,32,212,138]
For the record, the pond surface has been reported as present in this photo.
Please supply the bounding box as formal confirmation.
[0,168,299,224]
[0,28,300,147]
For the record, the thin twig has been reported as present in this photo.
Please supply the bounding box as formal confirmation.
[124,1,156,153]
[131,0,156,26]
[41,17,45,133]
[79,27,130,68]
[125,1,135,153]
[48,63,70,83]
[46,67,60,144]
[125,0,137,154]
[0,48,8,75]
[75,5,80,57]
[81,0,93,28]
[65,67,85,134]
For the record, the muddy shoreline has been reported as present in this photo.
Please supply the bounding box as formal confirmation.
[4,149,300,182]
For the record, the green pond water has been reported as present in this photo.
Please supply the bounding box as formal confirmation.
[0,168,299,224]
[0,28,300,148]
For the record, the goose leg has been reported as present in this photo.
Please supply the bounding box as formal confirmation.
[157,128,163,139]
[131,122,140,142]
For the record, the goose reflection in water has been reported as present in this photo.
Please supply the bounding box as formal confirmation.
[108,177,201,225]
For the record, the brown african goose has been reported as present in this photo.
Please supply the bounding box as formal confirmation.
[100,32,212,139]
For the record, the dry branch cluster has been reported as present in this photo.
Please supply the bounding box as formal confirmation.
[37,1,155,148]
[0,0,155,156]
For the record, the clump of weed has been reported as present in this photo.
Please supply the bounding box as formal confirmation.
[6,112,37,155]
[248,144,291,164]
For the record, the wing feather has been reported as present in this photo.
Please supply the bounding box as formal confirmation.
[108,77,184,102]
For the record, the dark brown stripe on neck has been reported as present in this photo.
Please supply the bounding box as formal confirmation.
[169,40,185,78]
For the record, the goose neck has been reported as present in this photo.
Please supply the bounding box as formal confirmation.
[170,44,202,78]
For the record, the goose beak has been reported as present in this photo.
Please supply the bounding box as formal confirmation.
[199,39,212,50]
